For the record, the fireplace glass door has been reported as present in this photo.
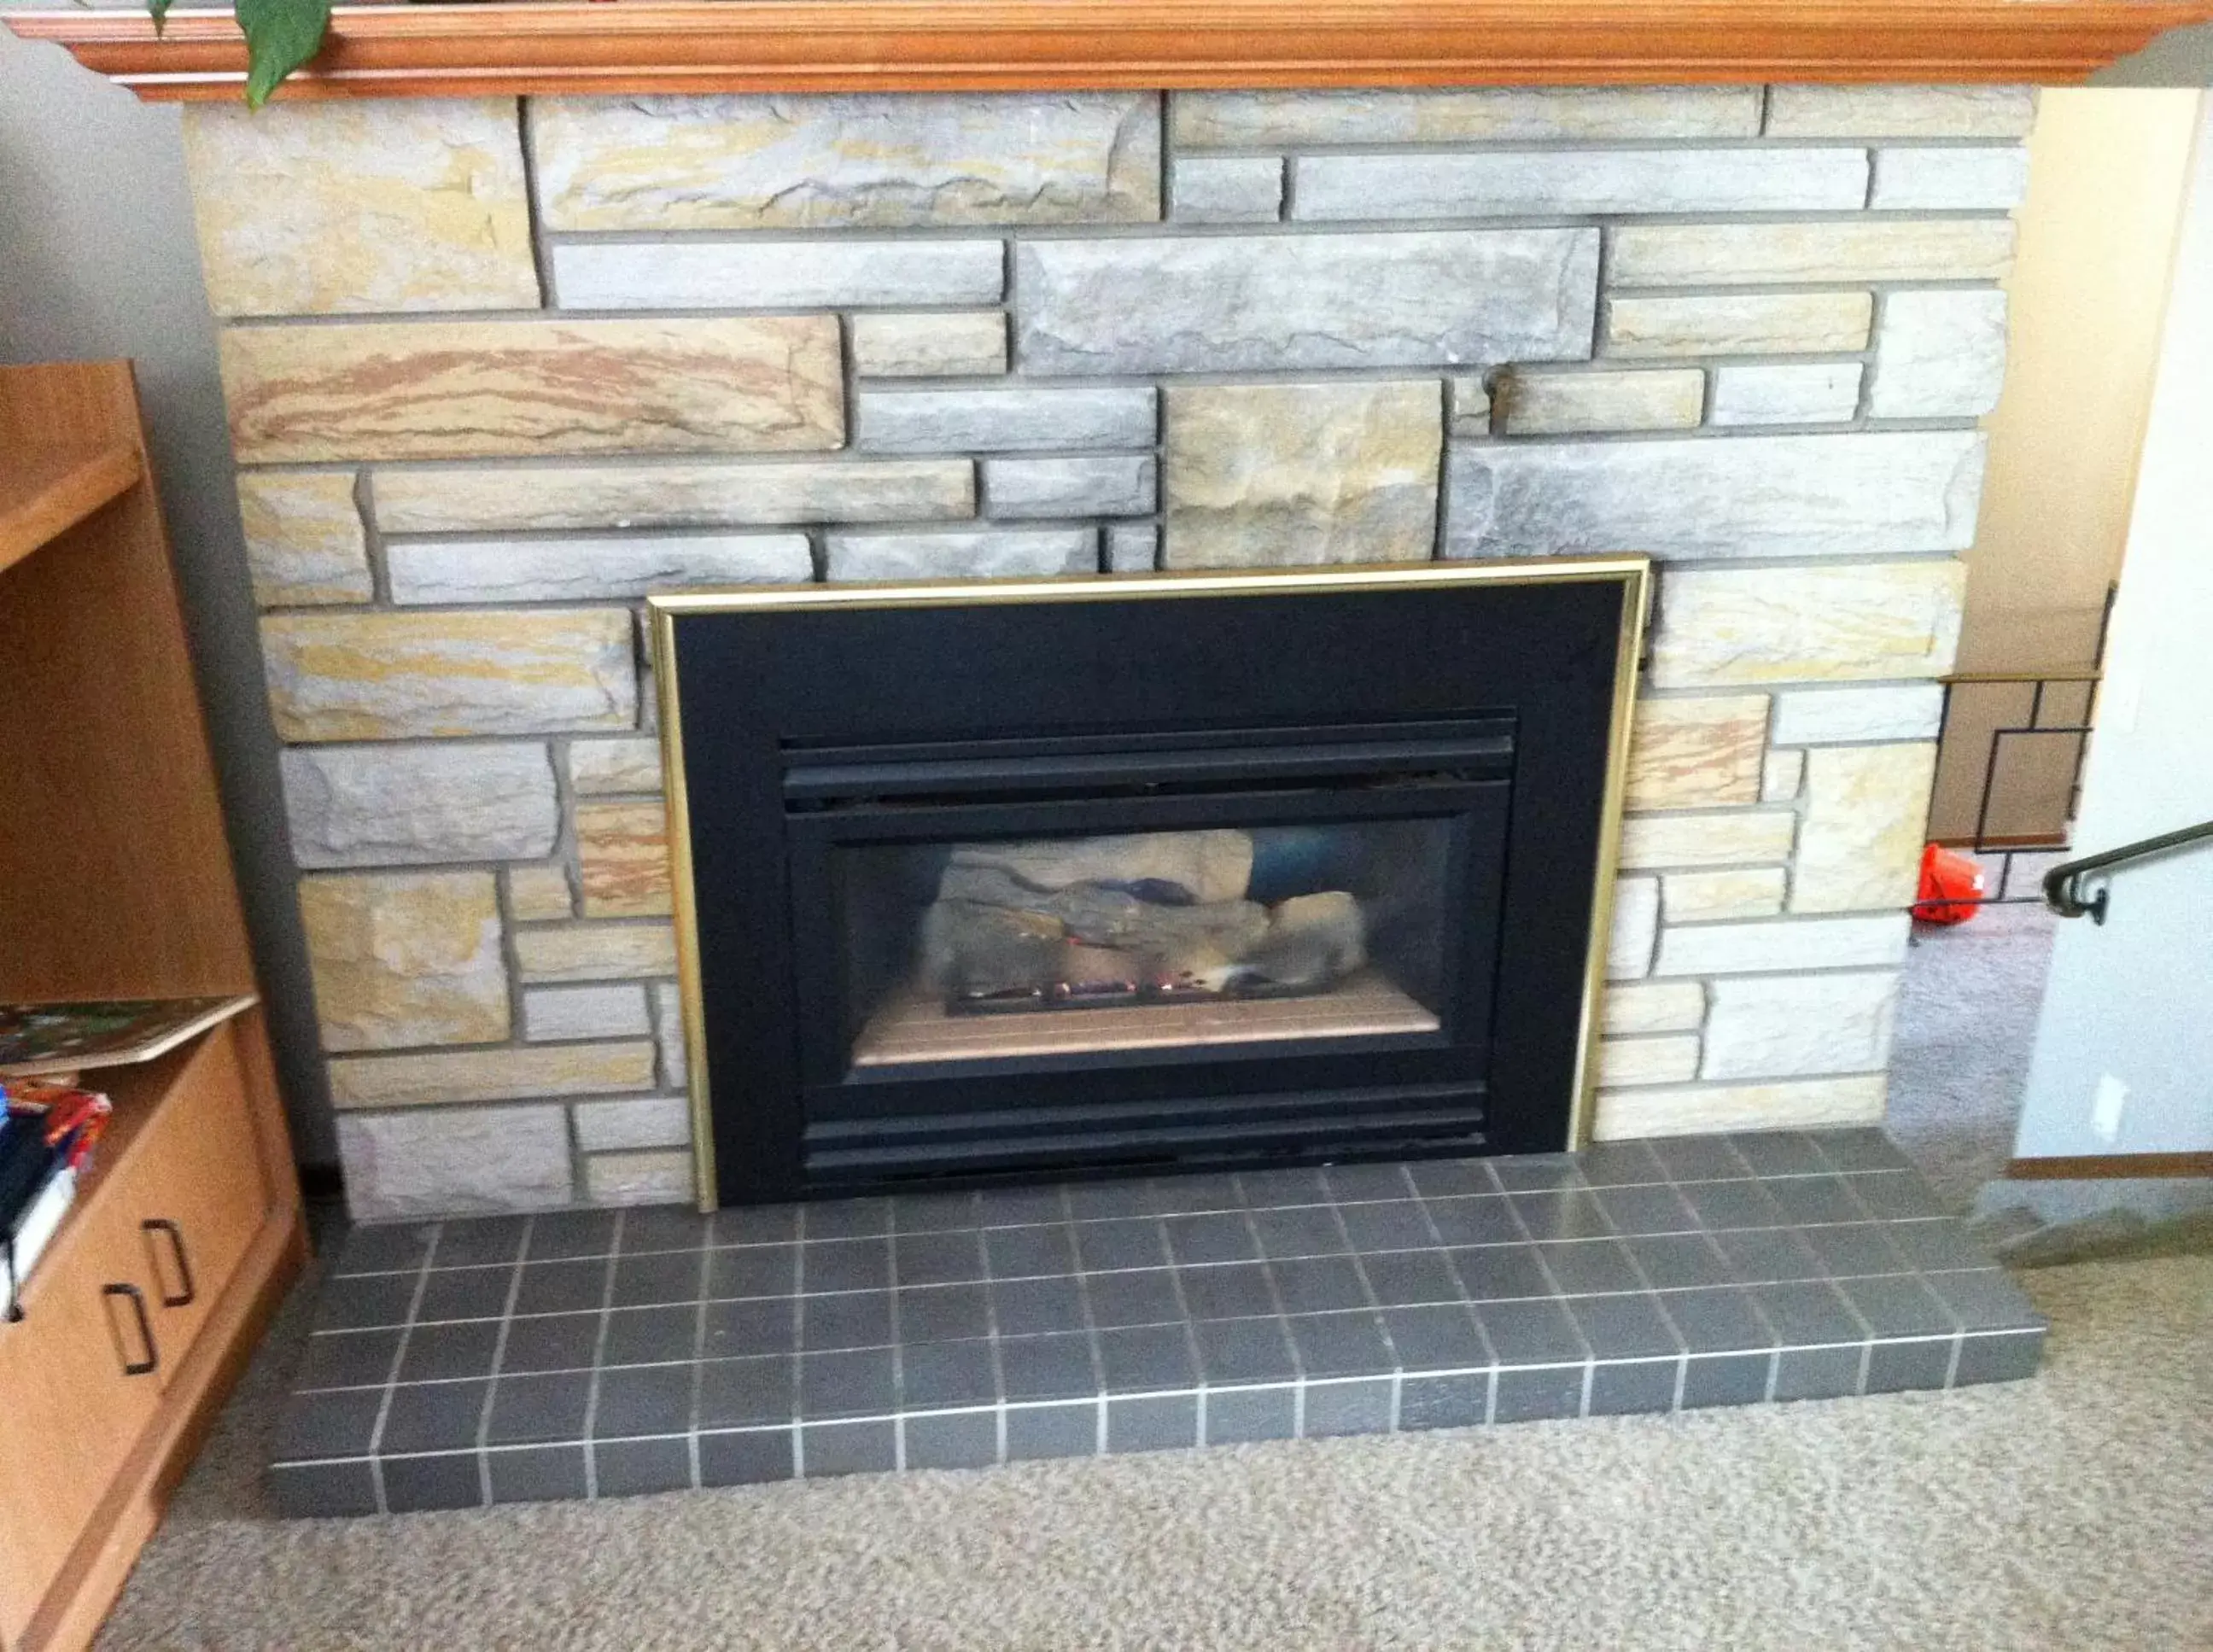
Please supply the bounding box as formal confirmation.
[836,820,1457,1069]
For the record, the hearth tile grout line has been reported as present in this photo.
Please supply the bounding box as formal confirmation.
[473,1214,538,1509]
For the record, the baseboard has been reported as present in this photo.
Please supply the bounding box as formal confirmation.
[2007,1152,2213,1181]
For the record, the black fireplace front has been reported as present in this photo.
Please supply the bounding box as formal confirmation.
[652,561,1646,1207]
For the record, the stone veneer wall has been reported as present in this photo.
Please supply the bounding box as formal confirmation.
[176,85,2029,1220]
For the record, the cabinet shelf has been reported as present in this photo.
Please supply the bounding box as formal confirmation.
[0,441,140,579]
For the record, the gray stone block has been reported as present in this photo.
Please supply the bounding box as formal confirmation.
[552,239,1006,309]
[339,1104,574,1221]
[572,1094,692,1152]
[858,387,1156,453]
[1445,431,1986,560]
[1170,155,1282,223]
[1293,149,1866,220]
[523,983,652,1042]
[1710,363,1863,428]
[985,455,1156,518]
[1871,146,2031,210]
[1871,289,2009,419]
[1015,229,1597,375]
[825,528,1096,581]
[1104,522,1159,574]
[388,534,811,604]
[283,743,560,867]
[1171,88,1760,148]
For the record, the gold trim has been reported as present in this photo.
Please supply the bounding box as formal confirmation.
[647,556,1650,617]
[649,556,1649,1193]
[651,603,719,1213]
[1566,559,1651,1151]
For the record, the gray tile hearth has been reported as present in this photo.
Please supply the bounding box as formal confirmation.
[268,1128,2046,1516]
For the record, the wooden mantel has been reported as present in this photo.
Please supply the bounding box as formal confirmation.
[8,0,2212,102]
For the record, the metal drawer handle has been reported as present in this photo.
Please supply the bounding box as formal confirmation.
[102,1282,160,1377]
[143,1218,197,1308]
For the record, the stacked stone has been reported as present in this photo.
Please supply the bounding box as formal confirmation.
[180,83,2027,1217]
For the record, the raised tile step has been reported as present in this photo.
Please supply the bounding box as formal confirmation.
[268,1128,2045,1516]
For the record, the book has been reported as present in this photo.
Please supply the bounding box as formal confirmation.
[0,995,255,1078]
[3,1166,75,1321]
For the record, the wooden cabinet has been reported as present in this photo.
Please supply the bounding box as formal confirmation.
[0,363,306,1652]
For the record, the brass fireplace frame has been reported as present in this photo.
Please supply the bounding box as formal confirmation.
[650,556,1650,1211]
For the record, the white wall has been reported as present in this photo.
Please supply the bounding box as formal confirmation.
[2013,96,2213,1162]
[0,31,333,1162]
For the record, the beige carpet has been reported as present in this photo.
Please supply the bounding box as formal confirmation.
[96,1252,2213,1652]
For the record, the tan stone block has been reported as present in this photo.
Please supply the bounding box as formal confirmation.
[514,921,678,983]
[1792,743,1938,914]
[1626,696,1769,810]
[570,738,664,797]
[1162,381,1440,568]
[261,608,635,742]
[182,99,538,318]
[584,1148,698,1205]
[1663,868,1787,922]
[1603,293,1871,357]
[507,863,575,923]
[1591,1074,1885,1140]
[236,472,370,606]
[1600,980,1706,1036]
[1172,88,1760,148]
[1610,220,2016,287]
[1618,810,1796,871]
[1649,562,1966,688]
[329,1041,657,1109]
[220,317,843,463]
[850,312,1009,378]
[576,799,672,919]
[1765,85,2035,138]
[534,93,1159,230]
[1762,749,1805,803]
[1702,971,1899,1081]
[1491,368,1702,435]
[1598,1035,1702,1089]
[373,459,973,534]
[299,871,508,1053]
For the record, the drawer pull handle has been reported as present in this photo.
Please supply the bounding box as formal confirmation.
[143,1218,197,1308]
[103,1283,160,1377]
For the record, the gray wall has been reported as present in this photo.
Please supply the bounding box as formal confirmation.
[0,29,333,1164]
[2014,98,2213,1161]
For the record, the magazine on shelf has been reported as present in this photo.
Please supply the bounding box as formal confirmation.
[0,995,256,1077]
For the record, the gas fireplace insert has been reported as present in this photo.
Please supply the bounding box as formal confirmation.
[652,561,1645,1208]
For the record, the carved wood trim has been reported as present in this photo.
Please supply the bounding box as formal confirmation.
[5,1,2208,102]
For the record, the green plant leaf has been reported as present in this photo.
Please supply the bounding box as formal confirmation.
[236,0,332,111]
[147,0,172,40]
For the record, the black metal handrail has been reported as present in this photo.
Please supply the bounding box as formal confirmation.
[2043,818,2213,923]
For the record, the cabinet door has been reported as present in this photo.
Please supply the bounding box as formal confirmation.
[0,1180,165,1644]
[124,1024,269,1386]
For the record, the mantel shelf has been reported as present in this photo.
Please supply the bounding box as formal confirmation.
[0,441,140,579]
[7,0,2212,102]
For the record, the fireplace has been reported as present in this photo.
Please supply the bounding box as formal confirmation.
[654,561,1644,1205]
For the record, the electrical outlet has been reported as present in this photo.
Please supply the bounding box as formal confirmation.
[2092,1073,2128,1143]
